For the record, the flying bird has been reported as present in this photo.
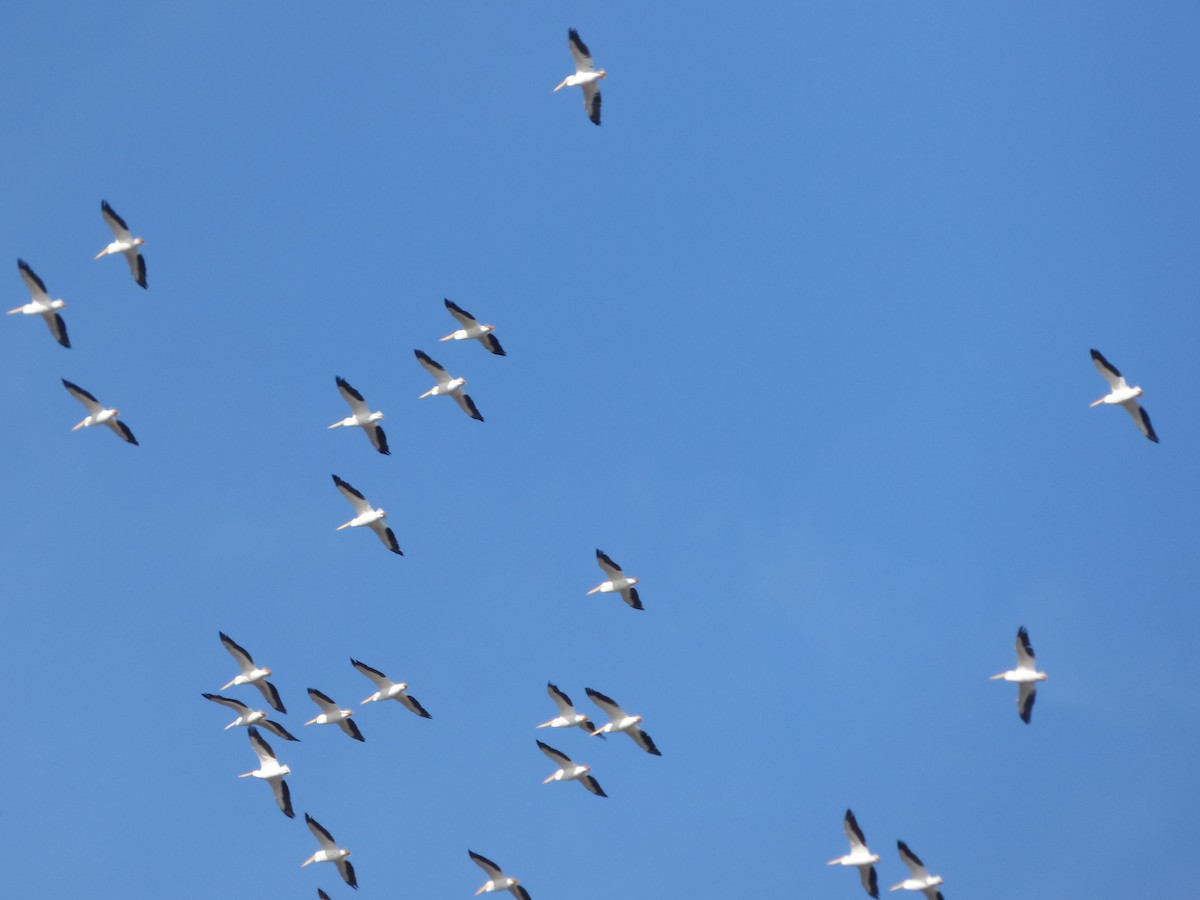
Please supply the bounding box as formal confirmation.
[537,682,601,736]
[9,260,69,348]
[332,475,402,555]
[891,841,944,899]
[585,687,661,755]
[469,850,530,899]
[96,200,147,288]
[828,809,880,898]
[536,740,606,797]
[218,632,287,713]
[441,299,505,356]
[587,549,642,610]
[303,814,357,890]
[62,379,137,445]
[330,377,389,455]
[306,688,365,741]
[239,727,294,818]
[350,658,432,718]
[554,29,606,125]
[1090,348,1158,442]
[990,626,1048,724]
[201,693,300,742]
[415,349,483,421]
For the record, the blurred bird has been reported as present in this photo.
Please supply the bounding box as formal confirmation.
[828,809,880,898]
[96,200,147,288]
[1089,348,1158,442]
[239,727,294,818]
[62,380,137,444]
[9,260,69,348]
[990,626,1048,724]
[554,29,606,125]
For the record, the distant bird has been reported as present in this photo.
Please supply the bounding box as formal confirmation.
[990,626,1048,724]
[891,841,943,899]
[62,379,137,445]
[585,687,661,755]
[96,200,147,288]
[10,260,69,348]
[218,632,287,713]
[1090,348,1158,442]
[469,850,530,899]
[303,814,357,890]
[828,809,880,899]
[200,693,299,741]
[305,688,365,742]
[330,377,389,455]
[536,740,606,797]
[554,29,606,125]
[415,349,483,421]
[441,299,505,356]
[332,475,402,555]
[587,549,642,610]
[240,727,294,818]
[350,658,432,718]
[537,682,601,736]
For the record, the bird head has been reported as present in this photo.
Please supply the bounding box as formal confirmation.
[598,69,608,79]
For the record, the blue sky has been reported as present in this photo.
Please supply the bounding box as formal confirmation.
[3,3,1199,897]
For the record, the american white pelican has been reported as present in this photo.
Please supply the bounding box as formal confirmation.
[350,658,432,718]
[469,850,530,899]
[10,260,69,348]
[240,727,294,818]
[441,299,505,356]
[536,739,606,797]
[1090,348,1158,442]
[415,349,483,421]
[587,549,642,610]
[554,29,606,125]
[96,200,147,288]
[62,379,137,445]
[990,626,1048,724]
[219,632,287,713]
[306,688,365,741]
[200,693,299,742]
[537,682,601,736]
[891,841,943,899]
[585,687,661,755]
[828,809,880,899]
[332,475,402,555]
[330,377,389,455]
[303,813,357,890]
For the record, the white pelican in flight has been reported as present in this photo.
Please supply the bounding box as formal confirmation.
[240,727,294,818]
[587,549,642,610]
[303,813,357,889]
[330,376,389,455]
[536,740,606,797]
[201,693,299,742]
[828,809,880,899]
[415,349,483,421]
[1090,348,1158,442]
[62,379,137,445]
[350,658,432,718]
[10,260,69,348]
[218,632,287,713]
[96,200,147,288]
[554,29,605,125]
[537,682,601,736]
[441,299,505,356]
[306,688,365,742]
[990,626,1048,724]
[469,850,530,899]
[585,687,661,755]
[891,841,943,899]
[332,475,402,555]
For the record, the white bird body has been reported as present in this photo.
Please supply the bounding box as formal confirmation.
[218,632,287,713]
[1089,348,1158,442]
[587,549,643,610]
[306,688,365,741]
[10,260,69,348]
[585,687,661,755]
[991,626,1048,724]
[239,727,294,818]
[554,29,606,125]
[415,349,484,420]
[441,299,505,355]
[350,658,432,717]
[828,809,880,898]
[303,814,357,889]
[537,740,606,796]
[332,475,402,555]
[96,200,147,288]
[469,850,530,899]
[62,379,138,445]
[538,682,600,735]
[891,841,944,898]
[330,377,389,455]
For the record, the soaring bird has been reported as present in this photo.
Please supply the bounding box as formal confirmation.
[350,658,432,718]
[585,687,661,755]
[1090,348,1158,442]
[306,688,365,742]
[62,380,137,445]
[218,632,287,713]
[891,841,944,899]
[303,814,357,890]
[240,727,294,818]
[536,740,606,797]
[201,693,299,742]
[441,299,505,356]
[330,377,389,455]
[469,850,530,899]
[537,682,601,736]
[96,200,147,288]
[587,549,642,610]
[554,29,606,125]
[415,350,483,421]
[332,475,402,555]
[10,260,69,348]
[990,626,1048,724]
[828,809,880,898]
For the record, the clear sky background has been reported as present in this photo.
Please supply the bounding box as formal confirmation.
[3,3,1198,898]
